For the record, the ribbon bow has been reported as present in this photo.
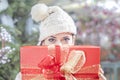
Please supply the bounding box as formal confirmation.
[37,46,86,80]
[38,46,65,80]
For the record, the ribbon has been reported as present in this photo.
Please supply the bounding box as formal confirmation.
[38,45,65,80]
[60,50,86,80]
[37,46,99,80]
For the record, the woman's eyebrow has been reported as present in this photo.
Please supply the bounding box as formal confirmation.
[49,36,56,38]
[63,36,70,38]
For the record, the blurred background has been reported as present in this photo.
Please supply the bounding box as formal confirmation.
[0,0,120,80]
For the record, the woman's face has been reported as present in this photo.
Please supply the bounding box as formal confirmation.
[41,33,75,46]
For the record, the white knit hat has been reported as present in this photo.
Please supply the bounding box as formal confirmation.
[30,3,77,44]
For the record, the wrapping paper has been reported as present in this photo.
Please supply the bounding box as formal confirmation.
[20,45,100,80]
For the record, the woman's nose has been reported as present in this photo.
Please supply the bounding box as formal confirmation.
[55,41,62,46]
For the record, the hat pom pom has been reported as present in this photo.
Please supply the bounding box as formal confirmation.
[30,3,49,22]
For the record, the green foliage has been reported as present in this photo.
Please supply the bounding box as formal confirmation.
[0,0,39,80]
[0,49,19,80]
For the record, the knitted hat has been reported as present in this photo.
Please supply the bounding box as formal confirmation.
[30,3,77,43]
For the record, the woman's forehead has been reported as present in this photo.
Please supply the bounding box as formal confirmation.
[55,32,72,36]
[50,32,72,37]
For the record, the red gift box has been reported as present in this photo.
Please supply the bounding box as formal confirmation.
[20,46,100,80]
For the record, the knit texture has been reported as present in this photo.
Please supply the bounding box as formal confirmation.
[31,3,77,43]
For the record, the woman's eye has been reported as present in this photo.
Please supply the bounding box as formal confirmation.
[48,38,56,42]
[63,37,70,41]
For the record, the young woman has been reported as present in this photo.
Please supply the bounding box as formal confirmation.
[15,3,106,80]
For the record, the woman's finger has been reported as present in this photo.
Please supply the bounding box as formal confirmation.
[99,73,107,80]
[100,66,104,74]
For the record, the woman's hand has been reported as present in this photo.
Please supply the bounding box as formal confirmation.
[99,66,107,80]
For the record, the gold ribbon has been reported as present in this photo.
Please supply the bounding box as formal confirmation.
[60,50,86,80]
